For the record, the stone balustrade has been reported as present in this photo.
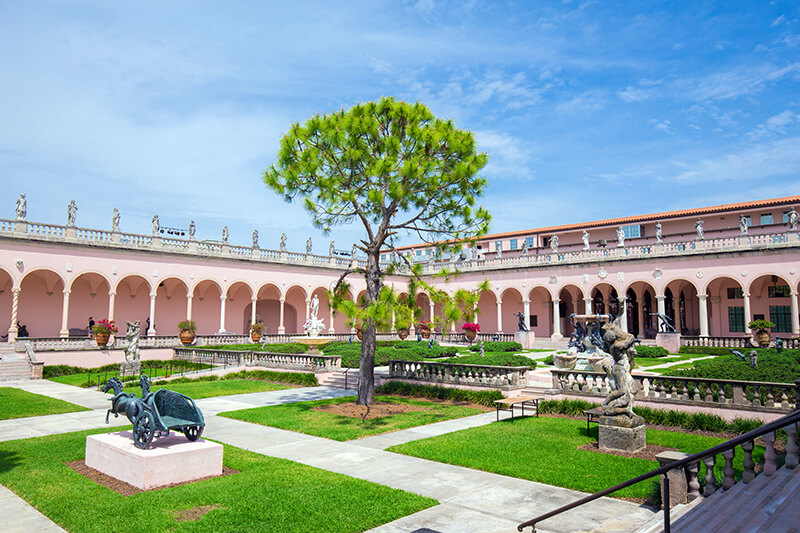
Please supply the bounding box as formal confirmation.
[682,336,800,349]
[551,369,800,412]
[173,348,341,372]
[388,359,529,388]
[2,217,797,273]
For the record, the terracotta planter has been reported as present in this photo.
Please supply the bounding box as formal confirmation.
[421,327,431,339]
[356,330,363,341]
[756,331,771,347]
[397,328,410,340]
[95,331,110,348]
[464,329,477,342]
[179,329,196,346]
[250,331,262,343]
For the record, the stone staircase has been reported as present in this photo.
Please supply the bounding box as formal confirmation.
[317,369,357,390]
[0,344,32,381]
[665,461,800,532]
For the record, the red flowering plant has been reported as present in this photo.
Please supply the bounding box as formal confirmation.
[91,319,118,335]
[418,320,433,330]
[462,322,480,332]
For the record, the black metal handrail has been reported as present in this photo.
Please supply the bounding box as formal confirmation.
[517,398,800,532]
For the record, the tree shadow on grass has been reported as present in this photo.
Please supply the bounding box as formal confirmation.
[0,450,22,473]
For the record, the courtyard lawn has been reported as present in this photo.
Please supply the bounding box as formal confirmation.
[50,367,195,388]
[0,428,437,533]
[634,354,699,368]
[0,387,89,420]
[220,395,487,441]
[388,416,763,500]
[124,379,292,399]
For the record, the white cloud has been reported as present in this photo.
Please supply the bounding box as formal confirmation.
[554,90,607,113]
[618,86,653,102]
[474,130,537,182]
[771,14,786,27]
[650,119,674,134]
[748,110,800,138]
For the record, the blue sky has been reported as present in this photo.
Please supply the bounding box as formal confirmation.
[1,1,799,251]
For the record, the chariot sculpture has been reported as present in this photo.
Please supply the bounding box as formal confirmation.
[102,375,205,449]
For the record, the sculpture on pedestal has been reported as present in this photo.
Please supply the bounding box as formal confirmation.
[221,226,229,242]
[514,311,528,332]
[112,208,120,231]
[303,294,325,336]
[280,232,287,252]
[189,220,196,238]
[655,221,663,243]
[521,239,529,256]
[599,316,637,418]
[67,200,77,226]
[152,215,160,235]
[125,320,141,363]
[739,215,749,235]
[582,230,590,250]
[329,240,335,257]
[252,229,259,248]
[695,218,704,240]
[550,235,559,253]
[616,227,625,247]
[786,207,798,231]
[15,193,26,220]
[306,237,312,254]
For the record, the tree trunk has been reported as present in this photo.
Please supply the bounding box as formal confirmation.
[357,249,382,405]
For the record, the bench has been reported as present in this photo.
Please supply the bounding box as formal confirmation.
[494,396,539,422]
[584,406,603,436]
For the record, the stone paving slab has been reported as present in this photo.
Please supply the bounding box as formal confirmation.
[4,379,112,410]
[0,409,128,442]
[366,502,521,533]
[0,484,66,533]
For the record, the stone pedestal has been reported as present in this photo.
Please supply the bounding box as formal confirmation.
[515,330,535,349]
[655,332,681,354]
[119,361,141,377]
[656,451,690,508]
[85,431,223,490]
[598,414,646,453]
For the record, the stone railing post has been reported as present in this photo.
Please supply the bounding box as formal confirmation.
[656,451,691,508]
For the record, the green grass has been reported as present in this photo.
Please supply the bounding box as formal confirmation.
[0,428,437,533]
[648,362,699,374]
[388,416,764,500]
[123,379,292,399]
[634,354,699,368]
[220,395,486,441]
[50,367,182,388]
[0,387,90,420]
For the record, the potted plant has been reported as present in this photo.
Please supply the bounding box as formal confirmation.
[92,319,118,348]
[250,322,264,342]
[748,319,776,347]
[177,320,196,346]
[418,320,432,339]
[355,325,363,341]
[462,322,480,342]
[395,318,410,340]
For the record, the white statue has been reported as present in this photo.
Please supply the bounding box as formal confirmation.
[306,237,312,254]
[252,229,259,248]
[303,294,324,336]
[496,242,502,258]
[124,320,141,362]
[617,227,626,247]
[787,207,798,231]
[189,220,196,238]
[310,294,319,322]
[329,240,335,257]
[582,230,590,250]
[222,226,229,242]
[15,193,26,220]
[655,221,663,243]
[695,218,704,240]
[521,239,529,256]
[739,215,749,235]
[152,215,160,235]
[351,243,358,258]
[280,233,287,252]
[550,235,559,252]
[112,208,120,231]
[66,200,77,226]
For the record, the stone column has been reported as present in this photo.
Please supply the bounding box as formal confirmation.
[305,297,311,321]
[656,295,666,317]
[429,300,435,324]
[584,297,592,315]
[278,297,286,334]
[551,298,562,339]
[107,292,116,322]
[619,296,628,333]
[251,297,257,326]
[186,294,193,321]
[496,299,503,333]
[218,294,227,334]
[60,290,71,338]
[743,293,752,335]
[636,291,645,336]
[791,291,800,336]
[523,299,531,330]
[329,304,335,334]
[697,294,709,337]
[673,296,681,332]
[148,293,156,336]
[8,288,20,342]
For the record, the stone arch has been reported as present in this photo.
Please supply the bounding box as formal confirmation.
[225,281,253,334]
[0,267,12,338]
[154,277,190,336]
[19,269,66,337]
[500,287,523,333]
[192,279,222,335]
[415,291,432,326]
[748,274,794,334]
[527,286,552,338]
[476,288,497,333]
[332,288,354,333]
[114,275,151,333]
[254,283,282,335]
[705,276,745,337]
[664,278,700,336]
[625,280,657,338]
[557,284,584,338]
[591,282,619,316]
[68,272,111,336]
[308,286,333,333]
[284,285,307,334]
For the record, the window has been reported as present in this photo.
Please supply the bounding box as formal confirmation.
[525,237,535,248]
[495,240,502,252]
[529,315,538,327]
[415,249,422,256]
[726,287,744,299]
[768,285,791,298]
[770,305,792,333]
[622,224,641,238]
[728,306,745,333]
[761,213,773,225]
[510,239,518,250]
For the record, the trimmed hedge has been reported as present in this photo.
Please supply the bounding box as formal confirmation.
[635,346,670,358]
[542,355,554,366]
[468,341,522,353]
[438,354,536,368]
[128,369,318,388]
[664,349,800,383]
[679,346,741,356]
[538,398,764,435]
[43,360,210,379]
[376,381,503,407]
[203,342,307,354]
[322,342,453,368]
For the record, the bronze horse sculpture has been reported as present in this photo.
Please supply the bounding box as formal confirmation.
[102,376,148,424]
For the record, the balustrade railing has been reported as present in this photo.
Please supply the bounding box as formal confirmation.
[388,359,529,387]
[173,347,341,371]
[517,402,800,532]
[436,332,516,344]
[550,369,798,412]
[682,335,800,349]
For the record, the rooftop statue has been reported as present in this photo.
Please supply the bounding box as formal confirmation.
[15,193,26,220]
[582,230,590,250]
[67,200,77,226]
[280,233,287,252]
[550,235,559,253]
[787,207,799,231]
[329,240,335,257]
[739,215,749,235]
[222,226,229,242]
[152,215,160,235]
[306,237,312,254]
[521,239,529,256]
[655,221,663,243]
[616,226,625,247]
[252,229,259,248]
[112,208,120,231]
[189,220,196,238]
[695,218,704,240]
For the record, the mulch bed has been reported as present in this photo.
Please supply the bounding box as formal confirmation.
[66,460,238,497]
[313,398,492,419]
[578,442,679,461]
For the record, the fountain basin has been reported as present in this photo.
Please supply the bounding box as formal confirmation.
[291,336,332,355]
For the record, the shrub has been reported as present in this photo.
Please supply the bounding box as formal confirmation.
[679,346,742,356]
[323,342,454,367]
[376,381,503,407]
[177,320,196,332]
[438,353,536,368]
[223,369,318,386]
[468,341,522,353]
[664,349,800,384]
[542,355,554,366]
[635,346,670,358]
[201,342,307,354]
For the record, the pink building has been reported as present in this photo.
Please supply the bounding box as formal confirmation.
[2,196,799,343]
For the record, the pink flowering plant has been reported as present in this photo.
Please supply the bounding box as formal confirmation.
[91,319,118,335]
[462,322,480,332]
